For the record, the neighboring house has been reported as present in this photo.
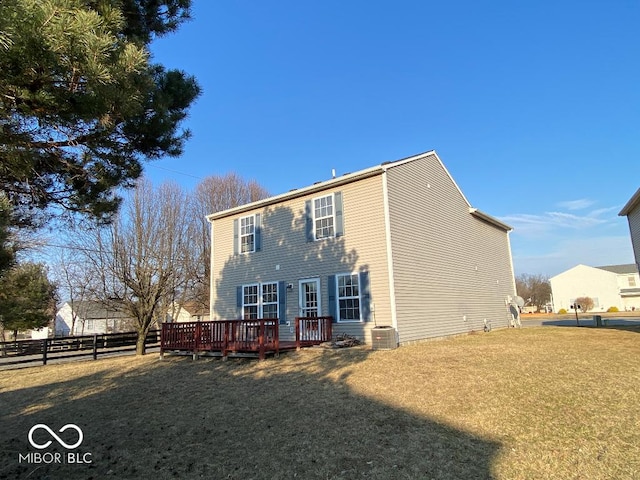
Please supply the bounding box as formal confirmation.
[55,301,136,336]
[166,301,211,322]
[550,264,640,312]
[207,151,517,345]
[619,188,640,268]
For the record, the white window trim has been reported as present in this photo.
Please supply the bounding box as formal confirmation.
[313,193,336,241]
[335,272,363,323]
[239,215,256,254]
[261,282,279,319]
[242,283,259,319]
[242,282,279,319]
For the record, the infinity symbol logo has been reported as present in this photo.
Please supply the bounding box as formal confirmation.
[28,424,83,450]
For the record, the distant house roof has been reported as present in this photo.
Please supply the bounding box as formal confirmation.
[65,300,130,319]
[596,264,639,275]
[619,188,640,216]
[206,150,512,232]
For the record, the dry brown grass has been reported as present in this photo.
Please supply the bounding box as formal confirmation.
[1,326,639,479]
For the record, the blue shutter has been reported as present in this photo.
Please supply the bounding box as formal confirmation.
[305,200,313,242]
[334,191,344,237]
[278,281,287,325]
[236,286,243,318]
[360,271,371,322]
[233,219,239,255]
[328,275,337,323]
[255,213,262,252]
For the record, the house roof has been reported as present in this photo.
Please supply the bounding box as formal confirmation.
[596,264,639,275]
[619,188,640,216]
[63,300,130,319]
[206,150,512,232]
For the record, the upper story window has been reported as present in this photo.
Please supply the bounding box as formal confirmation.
[314,194,335,239]
[305,192,344,241]
[233,213,262,254]
[628,276,637,287]
[240,215,255,253]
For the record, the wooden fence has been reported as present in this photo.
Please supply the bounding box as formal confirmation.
[0,330,160,367]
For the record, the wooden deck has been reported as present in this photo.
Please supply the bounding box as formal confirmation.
[160,317,333,360]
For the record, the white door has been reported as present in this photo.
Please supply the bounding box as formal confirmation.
[299,278,321,317]
[299,279,323,341]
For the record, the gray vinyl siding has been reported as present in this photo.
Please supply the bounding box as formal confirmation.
[627,206,640,267]
[211,175,392,343]
[386,155,515,343]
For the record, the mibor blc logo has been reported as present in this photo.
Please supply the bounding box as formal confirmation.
[19,424,92,465]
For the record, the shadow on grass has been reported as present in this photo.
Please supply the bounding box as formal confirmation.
[541,318,640,334]
[0,348,500,479]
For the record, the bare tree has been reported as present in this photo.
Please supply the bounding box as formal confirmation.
[78,179,193,354]
[516,274,552,310]
[51,247,99,335]
[574,296,595,313]
[189,173,270,312]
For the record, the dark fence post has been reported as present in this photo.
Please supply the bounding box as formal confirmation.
[42,338,48,365]
[93,334,99,360]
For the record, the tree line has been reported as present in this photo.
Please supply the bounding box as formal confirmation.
[0,174,268,352]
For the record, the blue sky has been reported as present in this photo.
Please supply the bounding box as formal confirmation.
[147,0,640,277]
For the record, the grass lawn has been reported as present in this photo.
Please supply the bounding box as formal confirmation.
[1,326,639,479]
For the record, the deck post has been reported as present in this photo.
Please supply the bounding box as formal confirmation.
[258,320,265,360]
[295,317,301,351]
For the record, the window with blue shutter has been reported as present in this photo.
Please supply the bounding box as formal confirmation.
[307,192,343,241]
[333,271,371,322]
[238,282,283,320]
[278,281,287,324]
[328,275,337,323]
[255,213,262,252]
[234,213,262,254]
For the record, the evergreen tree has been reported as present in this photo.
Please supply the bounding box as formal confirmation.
[0,195,17,276]
[0,0,200,225]
[0,263,57,340]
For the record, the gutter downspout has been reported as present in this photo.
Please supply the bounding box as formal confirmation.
[382,169,399,333]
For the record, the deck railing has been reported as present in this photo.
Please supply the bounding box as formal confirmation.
[295,316,333,349]
[161,319,279,360]
[161,317,334,360]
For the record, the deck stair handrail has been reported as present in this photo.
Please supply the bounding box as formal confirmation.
[295,316,333,350]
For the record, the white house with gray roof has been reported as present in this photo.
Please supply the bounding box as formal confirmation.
[550,264,640,313]
[207,151,517,345]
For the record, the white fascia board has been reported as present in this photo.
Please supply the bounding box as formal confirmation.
[469,208,513,232]
[619,188,640,216]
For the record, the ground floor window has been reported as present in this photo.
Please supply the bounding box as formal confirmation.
[242,282,279,319]
[337,273,361,322]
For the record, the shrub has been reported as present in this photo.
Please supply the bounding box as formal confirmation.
[607,306,619,313]
[558,308,567,314]
[574,296,595,313]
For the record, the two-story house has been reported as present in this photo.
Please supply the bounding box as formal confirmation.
[207,151,517,345]
[550,264,640,312]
